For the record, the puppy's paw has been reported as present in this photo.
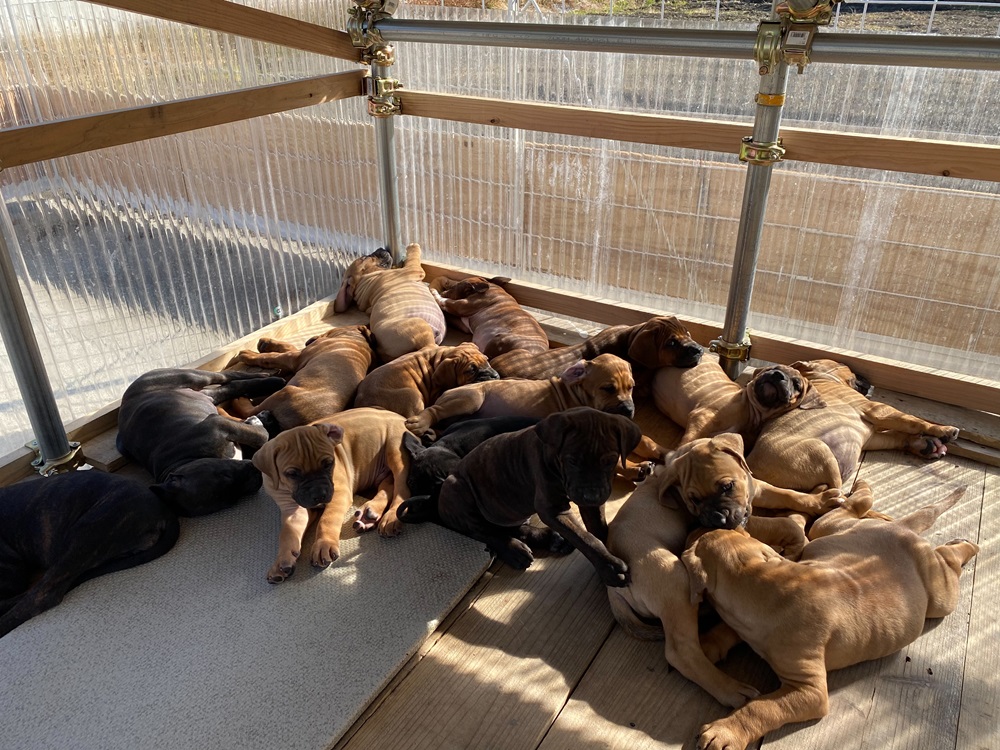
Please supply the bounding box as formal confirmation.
[353,505,382,532]
[713,681,759,710]
[311,539,340,568]
[256,337,283,353]
[267,553,298,584]
[909,435,949,460]
[598,557,630,588]
[244,415,264,428]
[497,539,535,570]
[698,718,751,750]
[377,509,403,538]
[933,425,960,443]
[622,461,655,484]
[815,487,846,513]
[405,415,434,438]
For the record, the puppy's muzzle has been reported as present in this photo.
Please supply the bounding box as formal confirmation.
[678,343,704,367]
[697,501,749,530]
[292,474,334,509]
[369,247,393,268]
[753,369,796,409]
[474,366,500,382]
[609,400,635,419]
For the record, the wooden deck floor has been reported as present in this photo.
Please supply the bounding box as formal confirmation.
[77,308,997,750]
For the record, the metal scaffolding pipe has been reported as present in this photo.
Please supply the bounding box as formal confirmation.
[372,60,405,264]
[0,228,74,466]
[373,19,1000,71]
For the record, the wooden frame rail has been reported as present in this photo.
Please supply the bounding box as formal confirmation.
[399,90,1000,183]
[423,262,1000,415]
[0,72,365,169]
[86,0,360,62]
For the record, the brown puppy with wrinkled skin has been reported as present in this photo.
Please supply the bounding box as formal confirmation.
[228,325,374,430]
[333,244,446,362]
[355,342,499,418]
[490,315,703,380]
[252,408,411,583]
[429,275,550,358]
[404,353,637,439]
[747,359,960,491]
[683,480,978,750]
[653,357,826,447]
[606,433,843,709]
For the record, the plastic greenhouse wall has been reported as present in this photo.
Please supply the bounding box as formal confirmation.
[1,0,998,458]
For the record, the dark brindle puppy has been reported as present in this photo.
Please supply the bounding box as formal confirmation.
[117,368,285,516]
[489,315,703,381]
[399,407,642,587]
[401,415,540,500]
[0,471,179,638]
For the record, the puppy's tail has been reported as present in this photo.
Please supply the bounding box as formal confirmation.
[607,588,664,641]
[397,495,440,524]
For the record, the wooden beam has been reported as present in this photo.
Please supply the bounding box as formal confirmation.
[399,90,1000,184]
[86,0,360,61]
[0,71,365,169]
[421,262,1000,415]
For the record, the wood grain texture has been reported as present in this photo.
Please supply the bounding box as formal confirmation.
[85,0,359,60]
[400,90,1000,183]
[957,465,1000,750]
[422,262,1000,414]
[340,552,616,750]
[0,71,365,169]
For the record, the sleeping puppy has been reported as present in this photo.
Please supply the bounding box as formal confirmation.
[333,244,446,362]
[606,433,842,708]
[251,407,411,583]
[355,342,499,418]
[683,480,978,749]
[0,471,179,638]
[747,359,960,491]
[653,357,826,447]
[429,275,550,358]
[490,315,703,381]
[117,368,285,515]
[228,325,376,430]
[399,407,642,587]
[401,415,540,499]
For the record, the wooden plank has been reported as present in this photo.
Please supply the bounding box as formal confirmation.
[762,452,985,750]
[957,465,1000,750]
[399,90,748,156]
[422,262,1000,415]
[0,72,365,170]
[400,91,1000,184]
[86,0,359,61]
[340,552,616,750]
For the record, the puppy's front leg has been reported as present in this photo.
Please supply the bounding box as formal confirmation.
[537,503,628,587]
[312,486,353,567]
[269,504,310,583]
[405,388,486,438]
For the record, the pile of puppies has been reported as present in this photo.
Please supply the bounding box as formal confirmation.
[0,244,977,750]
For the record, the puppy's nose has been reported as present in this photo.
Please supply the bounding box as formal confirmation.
[475,367,500,382]
[615,400,635,419]
[702,506,745,530]
[681,344,704,366]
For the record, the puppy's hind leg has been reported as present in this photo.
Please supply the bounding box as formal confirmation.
[895,487,965,535]
[354,476,393,534]
[925,539,979,618]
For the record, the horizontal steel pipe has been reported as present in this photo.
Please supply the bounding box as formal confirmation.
[374,19,1000,71]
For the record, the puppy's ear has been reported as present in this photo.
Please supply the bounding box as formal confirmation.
[401,430,425,459]
[333,277,353,313]
[431,352,460,391]
[796,382,827,411]
[626,324,661,368]
[488,276,512,287]
[358,325,377,348]
[534,411,565,453]
[251,438,282,485]
[658,443,694,506]
[618,420,644,470]
[559,359,589,384]
[468,279,490,294]
[710,433,752,476]
[681,541,710,604]
[318,423,345,444]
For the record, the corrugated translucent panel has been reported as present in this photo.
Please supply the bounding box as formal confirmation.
[0,0,376,455]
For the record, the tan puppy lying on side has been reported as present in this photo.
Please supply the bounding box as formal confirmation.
[252,408,411,583]
[683,479,978,750]
[229,325,374,430]
[653,357,826,447]
[607,433,842,708]
[333,244,446,362]
[404,353,637,439]
[355,342,499,418]
[747,359,960,491]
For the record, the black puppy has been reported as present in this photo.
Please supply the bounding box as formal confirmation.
[0,470,179,638]
[117,368,285,515]
[401,415,539,500]
[399,407,641,587]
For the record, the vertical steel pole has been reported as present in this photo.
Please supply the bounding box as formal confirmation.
[372,55,404,264]
[0,226,75,467]
[715,20,790,379]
